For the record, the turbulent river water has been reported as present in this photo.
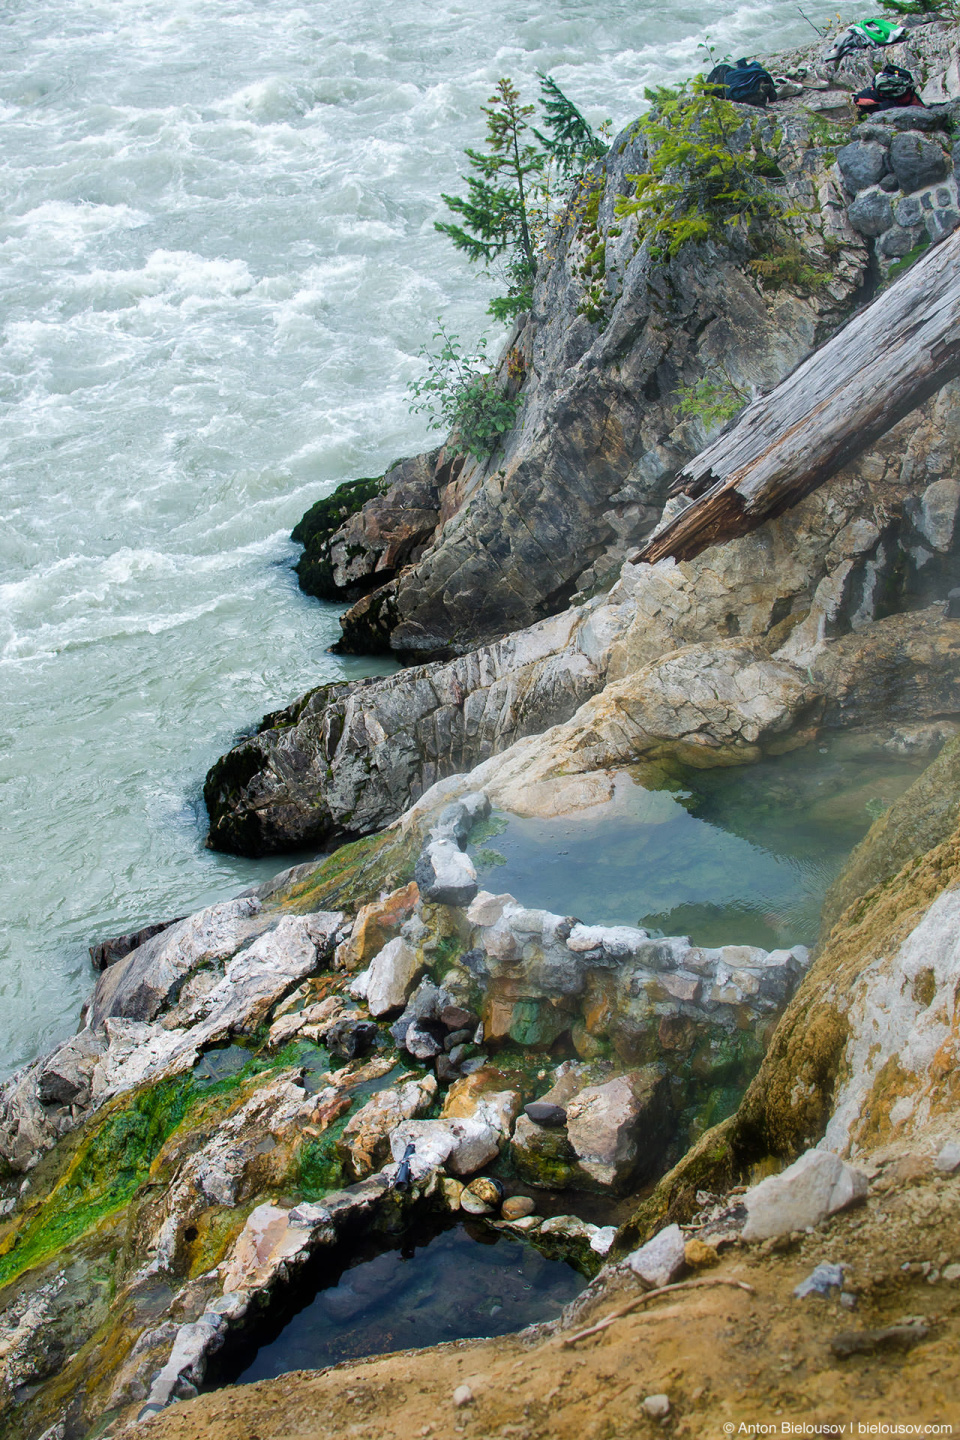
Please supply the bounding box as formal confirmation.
[0,0,835,1079]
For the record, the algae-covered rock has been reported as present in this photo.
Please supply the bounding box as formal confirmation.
[512,1063,671,1194]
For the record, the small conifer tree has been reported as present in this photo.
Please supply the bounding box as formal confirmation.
[534,72,608,176]
[436,75,607,321]
[617,76,785,256]
[436,78,541,322]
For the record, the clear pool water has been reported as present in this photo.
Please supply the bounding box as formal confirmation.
[469,736,928,950]
[214,1219,586,1385]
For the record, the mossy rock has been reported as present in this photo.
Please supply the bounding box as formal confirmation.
[292,473,390,601]
[269,827,421,917]
[820,733,960,934]
[291,473,388,550]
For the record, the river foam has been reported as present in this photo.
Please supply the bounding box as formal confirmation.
[0,0,834,1077]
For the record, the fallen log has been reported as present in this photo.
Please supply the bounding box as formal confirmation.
[635,227,960,566]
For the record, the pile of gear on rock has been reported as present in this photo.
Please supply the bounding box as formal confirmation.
[705,13,925,116]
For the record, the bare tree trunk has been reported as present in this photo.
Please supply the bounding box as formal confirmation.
[635,228,960,566]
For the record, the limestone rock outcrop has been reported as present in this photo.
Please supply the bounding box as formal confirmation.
[207,380,960,857]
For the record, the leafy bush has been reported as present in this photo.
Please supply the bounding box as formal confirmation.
[617,76,787,256]
[409,322,521,461]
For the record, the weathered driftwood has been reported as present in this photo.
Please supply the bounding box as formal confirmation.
[636,227,960,565]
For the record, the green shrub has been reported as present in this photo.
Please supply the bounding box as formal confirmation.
[617,77,786,256]
[409,322,520,461]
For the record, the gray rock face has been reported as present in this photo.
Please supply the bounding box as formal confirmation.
[847,187,895,237]
[204,607,600,855]
[36,1031,105,1107]
[0,905,344,1173]
[205,372,960,859]
[331,115,868,663]
[888,131,950,193]
[837,141,888,193]
[741,1149,868,1241]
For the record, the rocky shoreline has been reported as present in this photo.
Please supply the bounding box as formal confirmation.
[4,19,960,1440]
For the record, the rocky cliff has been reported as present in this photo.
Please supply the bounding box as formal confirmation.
[301,20,960,665]
[206,19,960,859]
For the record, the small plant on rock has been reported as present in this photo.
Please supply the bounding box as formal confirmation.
[617,76,787,256]
[408,321,521,462]
[675,369,751,428]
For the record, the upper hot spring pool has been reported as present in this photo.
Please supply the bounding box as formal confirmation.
[467,735,927,950]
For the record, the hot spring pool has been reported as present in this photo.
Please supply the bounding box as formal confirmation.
[467,735,927,949]
[209,1219,587,1386]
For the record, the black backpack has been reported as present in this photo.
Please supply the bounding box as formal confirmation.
[706,58,777,108]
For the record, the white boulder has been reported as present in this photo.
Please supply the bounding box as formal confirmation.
[365,936,423,1017]
[741,1148,868,1241]
[625,1222,687,1288]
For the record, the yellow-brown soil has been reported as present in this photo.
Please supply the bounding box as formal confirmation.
[137,1161,960,1440]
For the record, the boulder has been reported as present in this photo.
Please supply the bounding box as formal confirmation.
[837,141,887,193]
[334,882,420,973]
[524,1101,567,1127]
[91,897,266,1026]
[403,1021,444,1061]
[364,937,423,1018]
[847,188,895,237]
[889,131,950,193]
[293,452,442,603]
[513,1064,671,1193]
[626,1222,687,1288]
[878,223,924,258]
[414,838,478,907]
[501,1195,536,1220]
[389,1117,501,1179]
[869,107,942,132]
[564,1069,671,1191]
[441,1070,521,1140]
[389,980,456,1050]
[741,1149,868,1241]
[321,1017,377,1061]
